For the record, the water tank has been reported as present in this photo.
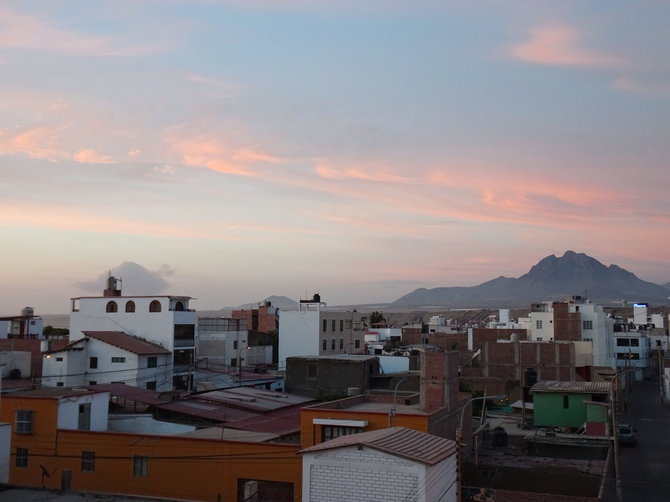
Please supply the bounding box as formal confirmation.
[21,306,34,317]
[106,276,118,290]
[313,293,321,303]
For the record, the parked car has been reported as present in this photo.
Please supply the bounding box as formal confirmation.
[618,424,637,446]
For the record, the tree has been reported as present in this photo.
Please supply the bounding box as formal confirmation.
[369,311,385,325]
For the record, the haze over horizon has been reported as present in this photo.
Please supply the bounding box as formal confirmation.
[2,1,669,314]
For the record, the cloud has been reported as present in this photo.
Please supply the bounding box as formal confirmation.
[76,262,173,295]
[0,6,162,57]
[314,163,417,184]
[507,23,622,69]
[74,148,115,164]
[0,126,66,161]
[614,75,670,95]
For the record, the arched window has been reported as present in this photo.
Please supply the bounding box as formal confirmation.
[174,301,184,311]
[149,300,162,313]
[125,301,136,313]
[106,301,118,313]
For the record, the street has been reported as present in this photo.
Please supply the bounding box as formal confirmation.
[619,377,670,501]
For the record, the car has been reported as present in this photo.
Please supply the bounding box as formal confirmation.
[618,424,637,447]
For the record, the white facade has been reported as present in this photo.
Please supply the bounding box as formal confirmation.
[56,391,109,431]
[613,332,651,380]
[197,317,249,369]
[42,336,172,391]
[70,289,196,390]
[279,299,365,371]
[301,444,456,502]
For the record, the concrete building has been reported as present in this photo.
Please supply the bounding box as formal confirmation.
[0,307,43,339]
[42,331,172,391]
[300,427,456,502]
[278,295,366,371]
[69,276,197,390]
[197,317,249,370]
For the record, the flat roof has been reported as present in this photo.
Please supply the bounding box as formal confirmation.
[531,381,610,395]
[4,387,103,399]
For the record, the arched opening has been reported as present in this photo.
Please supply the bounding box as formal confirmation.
[174,301,185,311]
[106,301,118,313]
[125,301,136,313]
[149,300,162,313]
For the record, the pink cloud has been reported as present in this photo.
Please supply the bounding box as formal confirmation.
[314,163,417,184]
[74,148,115,164]
[0,126,66,160]
[0,6,162,56]
[507,23,622,68]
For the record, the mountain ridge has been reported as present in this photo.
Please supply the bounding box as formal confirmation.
[391,251,670,308]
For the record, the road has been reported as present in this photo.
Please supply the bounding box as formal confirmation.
[618,377,670,501]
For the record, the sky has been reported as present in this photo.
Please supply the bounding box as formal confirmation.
[2,0,670,314]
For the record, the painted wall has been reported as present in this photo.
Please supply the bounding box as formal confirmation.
[533,393,599,428]
[279,309,320,370]
[56,392,109,431]
[0,423,10,483]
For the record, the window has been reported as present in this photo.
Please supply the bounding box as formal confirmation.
[536,320,543,330]
[90,357,98,369]
[563,395,569,409]
[617,353,639,360]
[331,339,335,350]
[147,356,157,368]
[56,357,63,362]
[81,451,95,472]
[339,338,344,350]
[322,319,327,332]
[630,338,639,347]
[174,301,185,311]
[111,357,126,363]
[56,382,64,387]
[332,319,336,331]
[233,340,238,350]
[125,301,135,313]
[16,410,33,434]
[340,320,344,331]
[583,320,593,330]
[174,324,195,346]
[149,300,161,312]
[322,425,363,442]
[146,381,157,390]
[106,301,118,313]
[617,338,630,347]
[15,447,28,468]
[307,363,317,379]
[89,381,97,386]
[354,340,361,349]
[133,455,149,477]
[231,358,237,367]
[322,339,327,351]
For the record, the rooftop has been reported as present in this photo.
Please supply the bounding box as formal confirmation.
[531,380,610,395]
[83,331,170,355]
[300,426,456,465]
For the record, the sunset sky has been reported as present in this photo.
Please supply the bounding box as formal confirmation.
[2,1,669,314]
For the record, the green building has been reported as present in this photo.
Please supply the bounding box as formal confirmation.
[531,380,610,429]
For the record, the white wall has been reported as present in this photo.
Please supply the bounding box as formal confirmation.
[278,309,320,370]
[0,351,30,378]
[108,414,195,434]
[378,356,410,375]
[302,445,456,502]
[57,392,109,431]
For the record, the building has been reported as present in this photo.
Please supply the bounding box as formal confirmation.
[285,355,381,399]
[300,427,456,502]
[42,331,172,391]
[1,387,302,501]
[69,276,197,390]
[197,317,249,369]
[278,295,366,370]
[530,380,610,432]
[0,307,43,339]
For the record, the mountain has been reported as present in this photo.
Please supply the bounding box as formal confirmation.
[237,295,299,310]
[391,251,670,308]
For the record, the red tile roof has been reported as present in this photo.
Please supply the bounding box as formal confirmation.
[82,331,169,355]
[300,427,456,465]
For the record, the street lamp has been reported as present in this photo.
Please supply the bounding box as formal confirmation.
[456,394,506,502]
[388,377,408,427]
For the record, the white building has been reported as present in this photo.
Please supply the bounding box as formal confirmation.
[42,331,172,391]
[278,295,366,371]
[0,307,43,339]
[68,276,197,390]
[197,317,249,369]
[300,426,457,502]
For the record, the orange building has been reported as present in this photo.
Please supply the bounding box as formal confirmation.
[1,388,301,501]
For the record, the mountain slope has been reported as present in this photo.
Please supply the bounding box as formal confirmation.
[392,251,669,308]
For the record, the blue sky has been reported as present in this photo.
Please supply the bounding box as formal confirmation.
[1,1,669,313]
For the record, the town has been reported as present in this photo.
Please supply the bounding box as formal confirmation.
[0,272,667,502]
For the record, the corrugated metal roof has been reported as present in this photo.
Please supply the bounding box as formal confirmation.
[300,426,456,465]
[530,380,610,395]
[83,331,170,355]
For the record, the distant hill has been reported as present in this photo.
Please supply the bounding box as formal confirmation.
[392,251,670,308]
[237,295,299,311]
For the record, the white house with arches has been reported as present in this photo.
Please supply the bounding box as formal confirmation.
[66,276,197,390]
